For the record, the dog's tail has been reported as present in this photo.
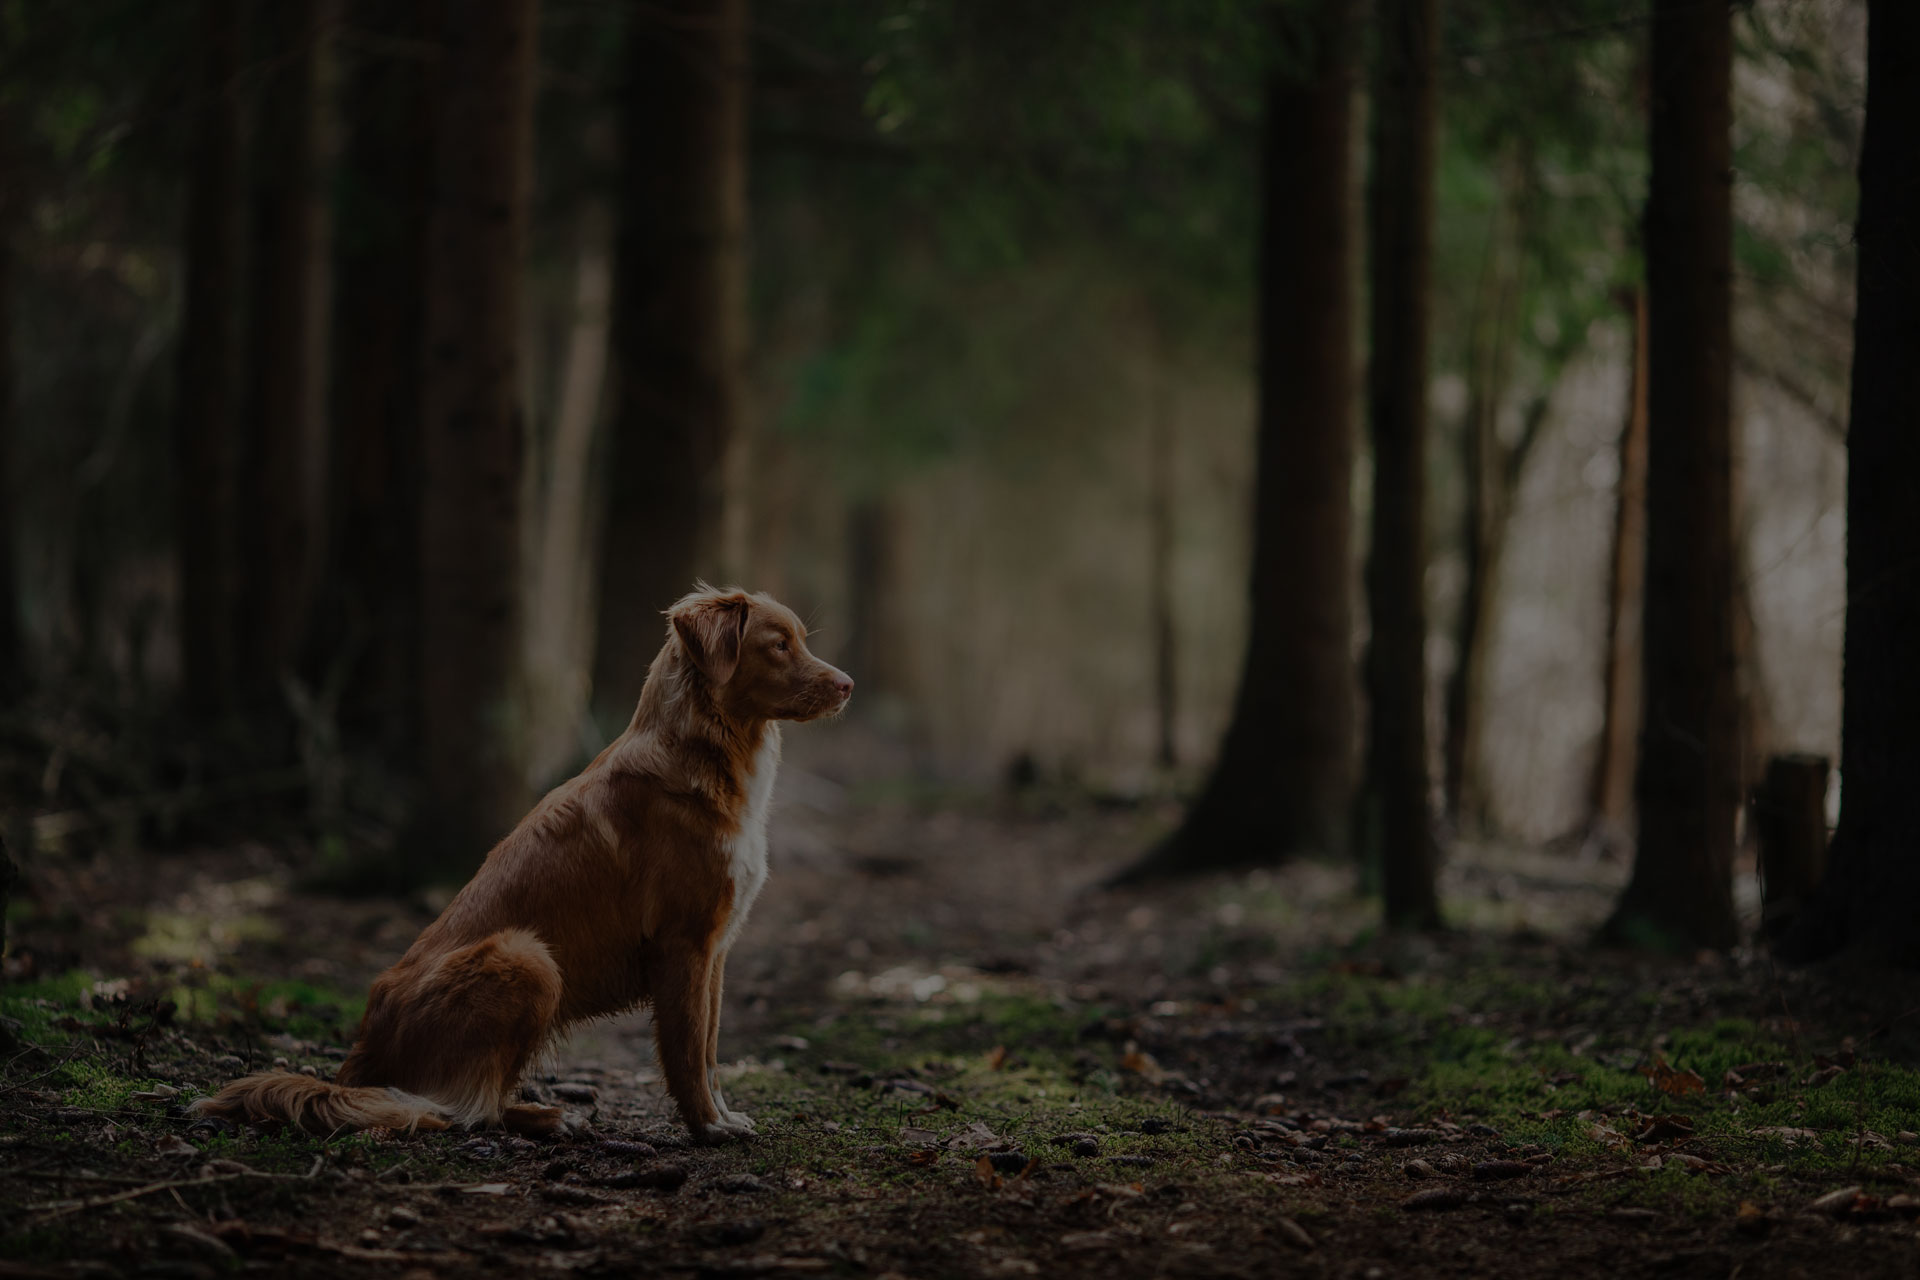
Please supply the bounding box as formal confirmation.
[191,1071,451,1136]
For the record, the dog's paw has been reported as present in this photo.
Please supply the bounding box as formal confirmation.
[693,1114,756,1144]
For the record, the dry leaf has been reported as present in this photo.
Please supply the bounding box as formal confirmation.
[973,1156,1001,1190]
[1402,1187,1469,1211]
[130,1084,180,1103]
[1639,1056,1706,1097]
[1119,1046,1165,1085]
[154,1135,198,1158]
[1273,1216,1314,1250]
[1634,1113,1696,1143]
[1808,1185,1866,1215]
[987,1046,1008,1071]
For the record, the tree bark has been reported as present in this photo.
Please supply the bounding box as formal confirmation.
[0,101,18,696]
[174,0,248,719]
[1753,753,1829,939]
[1111,1,1356,882]
[238,0,336,714]
[417,0,539,865]
[1584,286,1649,852]
[1146,316,1178,771]
[1779,0,1920,966]
[593,0,750,728]
[1361,0,1443,928]
[328,0,439,752]
[1602,0,1738,951]
[846,496,907,703]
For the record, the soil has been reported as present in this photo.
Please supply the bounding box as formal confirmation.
[4,767,1920,1278]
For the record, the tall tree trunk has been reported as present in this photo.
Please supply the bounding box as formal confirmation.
[238,0,336,714]
[1780,0,1920,965]
[1146,314,1178,771]
[328,0,438,752]
[527,198,613,787]
[1602,0,1738,950]
[175,0,248,719]
[1110,0,1356,882]
[593,0,750,728]
[0,102,18,697]
[1361,0,1443,928]
[1585,286,1649,852]
[1441,157,1536,834]
[417,0,538,866]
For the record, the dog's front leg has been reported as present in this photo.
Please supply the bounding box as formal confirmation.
[652,940,750,1143]
[704,949,754,1133]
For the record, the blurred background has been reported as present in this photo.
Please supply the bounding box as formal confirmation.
[0,0,1861,884]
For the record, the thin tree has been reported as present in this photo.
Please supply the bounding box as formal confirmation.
[238,0,336,712]
[174,0,247,718]
[328,0,439,750]
[417,0,539,864]
[1113,1,1357,881]
[1780,0,1920,964]
[0,101,18,695]
[1359,0,1443,928]
[1602,0,1738,950]
[593,0,750,727]
[1582,286,1649,855]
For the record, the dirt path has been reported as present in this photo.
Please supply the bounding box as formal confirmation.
[4,776,1919,1278]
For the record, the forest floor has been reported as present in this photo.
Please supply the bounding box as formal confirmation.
[4,768,1920,1279]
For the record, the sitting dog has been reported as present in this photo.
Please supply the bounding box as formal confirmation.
[194,586,852,1142]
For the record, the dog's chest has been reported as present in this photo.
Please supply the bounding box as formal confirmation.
[719,731,780,953]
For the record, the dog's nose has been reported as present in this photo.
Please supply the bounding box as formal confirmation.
[833,675,854,699]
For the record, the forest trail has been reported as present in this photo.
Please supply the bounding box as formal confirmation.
[4,785,1919,1278]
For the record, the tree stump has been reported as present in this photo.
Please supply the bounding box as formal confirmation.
[1752,754,1830,937]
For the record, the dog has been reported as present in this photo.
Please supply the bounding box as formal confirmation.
[193,585,852,1142]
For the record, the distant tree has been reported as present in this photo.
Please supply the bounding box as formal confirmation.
[0,101,17,695]
[238,0,335,713]
[1113,0,1357,881]
[1583,286,1648,854]
[1780,0,1920,965]
[417,0,539,864]
[1360,0,1443,929]
[327,0,438,750]
[175,0,247,718]
[593,0,750,727]
[1602,0,1738,950]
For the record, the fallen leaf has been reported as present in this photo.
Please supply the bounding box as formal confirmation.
[906,1150,939,1167]
[1273,1216,1314,1251]
[1809,1185,1866,1216]
[130,1084,180,1103]
[1634,1114,1696,1143]
[1268,1171,1322,1188]
[973,1156,1000,1190]
[154,1135,198,1158]
[1748,1126,1820,1144]
[1803,1065,1846,1088]
[1639,1056,1706,1097]
[987,1046,1008,1071]
[1120,1047,1165,1085]
[1735,1201,1769,1236]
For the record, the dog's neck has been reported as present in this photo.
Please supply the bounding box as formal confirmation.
[622,644,773,813]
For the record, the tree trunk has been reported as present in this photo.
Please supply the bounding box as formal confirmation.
[238,0,336,714]
[1780,0,1920,965]
[328,0,439,752]
[1361,0,1443,928]
[1602,0,1738,951]
[1584,286,1649,853]
[0,102,18,696]
[1146,309,1178,771]
[527,198,613,787]
[174,0,248,719]
[1753,753,1829,939]
[416,0,539,866]
[1110,0,1356,882]
[1441,157,1531,835]
[593,0,750,728]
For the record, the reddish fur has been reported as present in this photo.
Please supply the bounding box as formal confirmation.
[195,587,851,1141]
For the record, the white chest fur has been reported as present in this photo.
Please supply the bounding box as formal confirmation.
[719,728,781,953]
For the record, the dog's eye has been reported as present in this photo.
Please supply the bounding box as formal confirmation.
[774,639,790,654]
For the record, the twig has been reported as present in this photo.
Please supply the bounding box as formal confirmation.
[25,1173,243,1220]
[0,1047,89,1097]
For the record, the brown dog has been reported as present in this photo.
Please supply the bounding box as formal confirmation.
[193,586,851,1142]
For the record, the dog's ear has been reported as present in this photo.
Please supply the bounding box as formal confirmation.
[671,592,751,686]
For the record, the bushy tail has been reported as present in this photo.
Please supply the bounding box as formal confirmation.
[192,1071,451,1136]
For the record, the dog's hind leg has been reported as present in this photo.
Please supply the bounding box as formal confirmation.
[703,950,753,1132]
[367,929,564,1131]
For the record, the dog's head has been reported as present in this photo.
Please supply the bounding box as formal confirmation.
[667,586,853,723]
